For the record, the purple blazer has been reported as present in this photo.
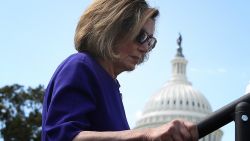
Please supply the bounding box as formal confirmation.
[42,52,130,141]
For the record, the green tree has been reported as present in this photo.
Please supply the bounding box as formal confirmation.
[0,84,44,141]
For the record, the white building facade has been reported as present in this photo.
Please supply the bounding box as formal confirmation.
[245,81,250,94]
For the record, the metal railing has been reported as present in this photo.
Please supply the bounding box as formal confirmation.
[197,93,250,141]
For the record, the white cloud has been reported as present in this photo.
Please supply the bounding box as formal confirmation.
[190,68,200,72]
[217,68,227,73]
[190,67,227,74]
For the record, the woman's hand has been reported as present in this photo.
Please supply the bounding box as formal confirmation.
[73,119,198,141]
[142,119,198,141]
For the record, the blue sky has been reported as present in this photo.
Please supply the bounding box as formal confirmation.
[0,0,250,140]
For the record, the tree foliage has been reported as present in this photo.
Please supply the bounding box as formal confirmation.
[0,84,44,141]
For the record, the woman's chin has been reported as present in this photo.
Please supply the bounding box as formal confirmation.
[125,64,136,72]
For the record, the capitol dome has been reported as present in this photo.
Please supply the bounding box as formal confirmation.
[134,35,223,141]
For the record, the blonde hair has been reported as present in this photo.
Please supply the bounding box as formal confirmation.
[74,0,159,61]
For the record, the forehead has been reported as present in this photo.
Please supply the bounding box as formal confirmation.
[142,19,155,35]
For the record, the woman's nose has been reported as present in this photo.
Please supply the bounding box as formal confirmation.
[138,43,149,53]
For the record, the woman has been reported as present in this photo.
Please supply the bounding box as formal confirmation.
[42,0,198,141]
